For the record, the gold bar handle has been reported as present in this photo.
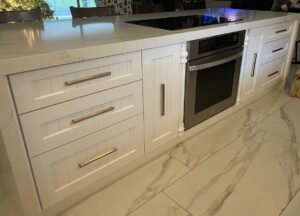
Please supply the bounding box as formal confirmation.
[161,84,165,116]
[275,29,287,34]
[71,106,114,124]
[268,70,279,77]
[65,72,111,86]
[272,47,283,53]
[251,53,257,77]
[78,147,118,168]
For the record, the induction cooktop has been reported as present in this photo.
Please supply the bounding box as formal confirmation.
[126,15,242,31]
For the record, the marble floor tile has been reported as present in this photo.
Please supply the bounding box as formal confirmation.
[0,195,21,216]
[60,153,190,216]
[257,98,300,143]
[164,129,300,216]
[281,190,300,216]
[170,108,266,169]
[128,193,191,216]
[248,89,293,116]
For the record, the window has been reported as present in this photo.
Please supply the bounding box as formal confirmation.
[46,0,97,19]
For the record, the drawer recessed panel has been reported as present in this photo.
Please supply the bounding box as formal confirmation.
[9,51,142,114]
[262,21,293,43]
[21,81,143,157]
[257,58,285,89]
[31,115,144,208]
[260,37,290,65]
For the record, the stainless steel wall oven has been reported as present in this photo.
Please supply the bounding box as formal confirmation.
[184,31,245,130]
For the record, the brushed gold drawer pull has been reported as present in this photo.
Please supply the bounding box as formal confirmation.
[71,106,114,124]
[161,84,165,116]
[78,147,118,168]
[275,29,287,34]
[251,53,258,77]
[272,47,283,53]
[65,72,111,86]
[268,71,279,77]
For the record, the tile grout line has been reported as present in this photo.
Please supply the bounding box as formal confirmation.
[279,187,300,216]
[162,191,194,216]
[254,124,300,146]
[125,192,164,216]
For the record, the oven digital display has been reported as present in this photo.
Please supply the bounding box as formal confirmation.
[198,33,240,54]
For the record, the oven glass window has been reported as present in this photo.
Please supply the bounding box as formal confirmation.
[195,60,236,113]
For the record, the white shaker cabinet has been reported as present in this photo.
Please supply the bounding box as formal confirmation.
[241,21,293,101]
[240,31,263,101]
[142,44,182,152]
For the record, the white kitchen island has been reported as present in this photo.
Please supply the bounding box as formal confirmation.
[0,8,299,216]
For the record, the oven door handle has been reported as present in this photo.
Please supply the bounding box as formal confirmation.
[188,51,243,71]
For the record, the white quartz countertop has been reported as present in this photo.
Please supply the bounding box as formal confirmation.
[1,8,299,75]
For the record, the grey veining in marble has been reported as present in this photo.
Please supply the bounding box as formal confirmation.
[170,107,266,169]
[60,153,190,216]
[165,128,300,216]
[128,193,191,216]
[257,99,300,143]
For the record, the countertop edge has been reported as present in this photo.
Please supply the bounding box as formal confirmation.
[2,13,300,76]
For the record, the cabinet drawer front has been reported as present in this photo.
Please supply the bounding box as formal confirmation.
[260,37,290,65]
[31,115,144,208]
[21,81,143,157]
[9,51,142,114]
[257,58,285,89]
[262,22,293,43]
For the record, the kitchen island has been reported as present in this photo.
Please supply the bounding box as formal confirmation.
[0,8,299,216]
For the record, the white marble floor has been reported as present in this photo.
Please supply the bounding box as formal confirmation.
[59,89,300,216]
[2,89,300,216]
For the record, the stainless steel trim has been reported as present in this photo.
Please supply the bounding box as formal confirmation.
[275,29,287,34]
[161,84,165,116]
[71,106,114,124]
[78,147,118,168]
[65,72,111,86]
[188,51,243,71]
[268,71,279,77]
[251,53,258,77]
[272,47,284,53]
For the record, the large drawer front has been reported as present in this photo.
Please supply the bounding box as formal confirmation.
[9,51,142,114]
[21,81,143,157]
[31,114,144,208]
[259,37,290,65]
[257,58,285,89]
[262,21,293,43]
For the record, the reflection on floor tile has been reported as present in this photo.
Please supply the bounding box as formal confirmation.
[248,89,292,116]
[164,129,300,216]
[60,153,190,216]
[128,193,190,216]
[257,99,300,143]
[171,108,265,169]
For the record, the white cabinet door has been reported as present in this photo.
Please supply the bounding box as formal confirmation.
[240,31,263,101]
[142,44,181,152]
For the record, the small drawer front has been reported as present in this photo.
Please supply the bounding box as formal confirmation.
[260,37,290,65]
[21,81,143,157]
[9,51,142,114]
[262,21,293,43]
[257,58,285,89]
[31,114,144,208]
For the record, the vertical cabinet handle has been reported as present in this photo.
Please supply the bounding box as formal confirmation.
[251,53,258,77]
[161,84,165,116]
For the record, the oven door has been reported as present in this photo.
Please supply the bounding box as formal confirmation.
[184,48,243,130]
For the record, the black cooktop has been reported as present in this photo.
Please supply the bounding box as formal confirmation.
[126,15,242,31]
